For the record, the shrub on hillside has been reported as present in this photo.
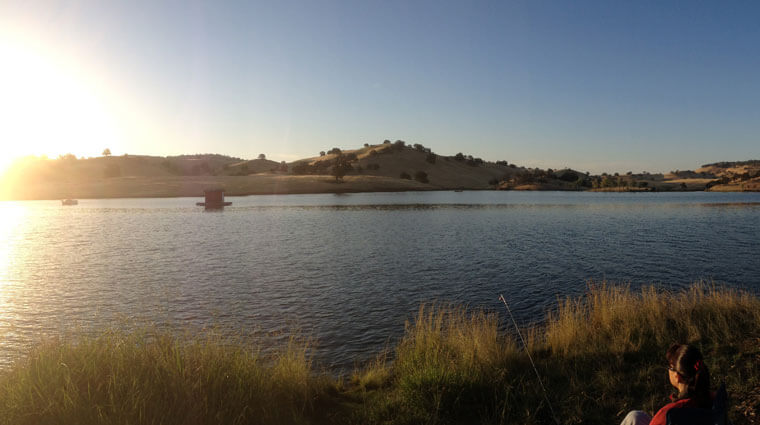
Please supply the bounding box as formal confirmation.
[414,171,428,183]
[332,154,352,181]
[400,172,411,180]
[426,153,437,164]
[293,162,325,175]
[559,170,579,182]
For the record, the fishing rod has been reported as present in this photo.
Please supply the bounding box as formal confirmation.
[498,294,561,425]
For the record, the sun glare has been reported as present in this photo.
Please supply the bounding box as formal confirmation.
[0,201,27,286]
[0,38,122,174]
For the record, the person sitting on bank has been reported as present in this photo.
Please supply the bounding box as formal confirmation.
[621,343,712,425]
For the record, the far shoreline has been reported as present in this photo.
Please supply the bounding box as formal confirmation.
[1,174,757,203]
[2,148,757,200]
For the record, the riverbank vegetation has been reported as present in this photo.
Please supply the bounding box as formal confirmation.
[0,283,758,424]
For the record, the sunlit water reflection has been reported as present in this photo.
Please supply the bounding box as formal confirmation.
[1,191,759,371]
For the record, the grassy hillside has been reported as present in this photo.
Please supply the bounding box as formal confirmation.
[0,283,757,424]
[697,161,760,192]
[2,146,759,200]
[288,142,517,189]
[0,143,521,200]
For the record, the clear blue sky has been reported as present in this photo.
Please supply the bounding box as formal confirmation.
[1,0,758,173]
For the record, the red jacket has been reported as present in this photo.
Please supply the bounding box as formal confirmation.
[649,398,699,425]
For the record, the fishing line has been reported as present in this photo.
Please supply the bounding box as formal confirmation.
[499,294,560,425]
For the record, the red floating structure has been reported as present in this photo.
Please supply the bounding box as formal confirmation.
[196,189,232,209]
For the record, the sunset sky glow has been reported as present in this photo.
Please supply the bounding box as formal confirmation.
[1,0,758,174]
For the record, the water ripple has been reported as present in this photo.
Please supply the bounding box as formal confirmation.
[0,192,758,372]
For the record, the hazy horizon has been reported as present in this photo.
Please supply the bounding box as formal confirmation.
[1,1,759,174]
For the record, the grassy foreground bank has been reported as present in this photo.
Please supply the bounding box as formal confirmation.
[1,283,758,425]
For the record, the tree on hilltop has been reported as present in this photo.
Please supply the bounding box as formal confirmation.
[102,148,111,157]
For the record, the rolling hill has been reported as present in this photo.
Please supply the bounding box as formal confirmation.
[1,144,757,200]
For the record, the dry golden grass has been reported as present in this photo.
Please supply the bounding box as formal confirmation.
[360,283,760,425]
[0,327,333,425]
[0,283,758,424]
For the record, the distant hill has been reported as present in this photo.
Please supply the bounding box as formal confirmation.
[1,144,758,200]
[696,160,760,191]
[700,160,760,168]
[0,154,246,182]
[224,158,284,175]
[286,141,519,189]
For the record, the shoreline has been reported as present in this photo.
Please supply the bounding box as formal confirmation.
[1,174,757,201]
[0,283,757,424]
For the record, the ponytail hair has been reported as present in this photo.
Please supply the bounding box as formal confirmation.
[666,343,712,408]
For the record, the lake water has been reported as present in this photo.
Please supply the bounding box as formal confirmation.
[1,191,759,371]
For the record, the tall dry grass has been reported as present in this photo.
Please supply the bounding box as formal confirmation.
[0,282,758,424]
[546,282,760,356]
[360,283,760,425]
[0,328,330,425]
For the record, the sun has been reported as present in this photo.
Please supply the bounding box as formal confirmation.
[0,37,122,174]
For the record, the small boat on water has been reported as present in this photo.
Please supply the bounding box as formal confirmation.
[61,199,78,206]
[196,189,232,209]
